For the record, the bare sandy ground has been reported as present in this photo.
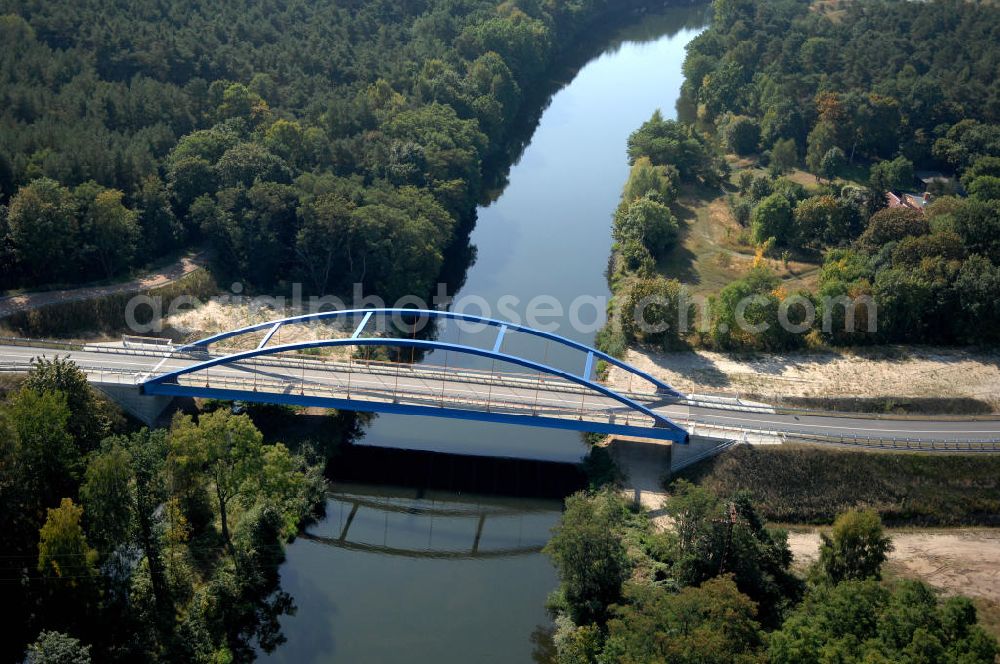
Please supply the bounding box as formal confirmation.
[787,529,1000,602]
[607,346,1000,410]
[166,301,353,358]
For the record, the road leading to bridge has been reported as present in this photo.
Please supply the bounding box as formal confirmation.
[3,339,1000,451]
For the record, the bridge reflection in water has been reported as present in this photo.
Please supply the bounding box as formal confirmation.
[304,484,557,561]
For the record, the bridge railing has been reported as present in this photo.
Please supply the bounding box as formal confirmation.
[161,366,1000,451]
[163,368,658,429]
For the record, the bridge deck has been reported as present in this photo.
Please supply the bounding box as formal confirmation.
[3,339,1000,451]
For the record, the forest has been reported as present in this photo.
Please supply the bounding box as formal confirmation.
[0,0,651,299]
[544,486,999,663]
[605,0,1000,351]
[0,358,331,662]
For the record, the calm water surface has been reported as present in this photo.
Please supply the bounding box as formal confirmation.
[361,4,710,464]
[262,7,709,663]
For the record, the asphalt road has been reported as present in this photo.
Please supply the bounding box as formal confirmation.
[2,341,999,448]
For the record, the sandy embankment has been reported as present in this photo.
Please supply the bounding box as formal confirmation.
[608,346,1000,410]
[788,529,1000,603]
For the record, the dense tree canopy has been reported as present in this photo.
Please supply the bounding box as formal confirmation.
[0,0,650,298]
[608,0,1000,351]
[543,490,631,626]
[546,486,997,664]
[0,359,328,661]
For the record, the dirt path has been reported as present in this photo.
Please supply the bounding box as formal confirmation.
[0,251,208,318]
[787,529,1000,602]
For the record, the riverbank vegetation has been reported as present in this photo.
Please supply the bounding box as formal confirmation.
[1,267,218,338]
[0,0,656,301]
[544,486,999,663]
[0,358,328,661]
[678,444,1000,526]
[602,0,1000,355]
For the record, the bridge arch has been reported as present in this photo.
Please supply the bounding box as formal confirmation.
[146,309,687,442]
[176,307,682,398]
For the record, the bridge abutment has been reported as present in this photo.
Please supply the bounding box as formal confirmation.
[95,383,175,426]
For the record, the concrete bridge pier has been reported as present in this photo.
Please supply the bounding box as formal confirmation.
[94,383,175,426]
[604,436,673,512]
[603,434,743,524]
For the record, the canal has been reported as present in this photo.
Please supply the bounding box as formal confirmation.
[262,5,709,662]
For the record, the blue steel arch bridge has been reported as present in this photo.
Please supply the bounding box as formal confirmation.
[140,308,691,443]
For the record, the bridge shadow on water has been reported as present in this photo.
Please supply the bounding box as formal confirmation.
[327,442,587,501]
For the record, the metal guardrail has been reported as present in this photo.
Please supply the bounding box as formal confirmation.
[122,335,172,347]
[682,418,1000,452]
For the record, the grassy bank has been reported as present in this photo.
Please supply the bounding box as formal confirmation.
[677,444,1000,526]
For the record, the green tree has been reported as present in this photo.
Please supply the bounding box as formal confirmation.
[751,192,793,244]
[820,146,846,181]
[543,490,630,626]
[135,175,183,259]
[769,579,997,664]
[661,481,799,627]
[120,429,171,618]
[381,102,487,208]
[257,442,326,538]
[869,156,915,193]
[932,120,1000,171]
[805,122,837,177]
[622,157,678,205]
[25,631,91,664]
[170,127,240,164]
[603,576,764,664]
[794,195,859,248]
[627,110,718,182]
[968,175,1000,201]
[215,143,291,188]
[553,621,602,664]
[80,443,133,556]
[960,156,1000,189]
[722,114,761,156]
[857,207,929,252]
[295,193,355,293]
[455,10,551,80]
[6,178,77,283]
[167,156,217,217]
[872,267,936,341]
[955,254,1000,342]
[168,411,265,550]
[613,195,678,257]
[77,186,140,278]
[761,102,806,150]
[217,83,268,124]
[953,199,1000,263]
[466,51,521,140]
[263,119,305,165]
[769,138,798,175]
[5,388,78,509]
[25,356,112,451]
[38,498,98,585]
[699,60,748,120]
[818,509,893,583]
[620,277,687,350]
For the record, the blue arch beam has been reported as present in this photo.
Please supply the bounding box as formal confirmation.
[176,308,683,399]
[145,337,687,439]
